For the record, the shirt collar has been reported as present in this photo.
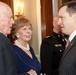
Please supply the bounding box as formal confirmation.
[69,30,76,42]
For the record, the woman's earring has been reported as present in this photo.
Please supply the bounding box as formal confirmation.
[17,35,20,38]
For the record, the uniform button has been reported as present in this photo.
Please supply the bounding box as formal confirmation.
[60,50,62,52]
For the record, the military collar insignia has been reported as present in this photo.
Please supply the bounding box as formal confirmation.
[55,44,62,47]
[58,34,61,37]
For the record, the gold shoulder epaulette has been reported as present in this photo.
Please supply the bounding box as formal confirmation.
[46,36,50,38]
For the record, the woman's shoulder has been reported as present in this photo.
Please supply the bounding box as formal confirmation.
[12,45,21,52]
[13,45,18,48]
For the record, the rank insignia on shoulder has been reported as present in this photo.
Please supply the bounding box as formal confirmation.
[58,35,60,37]
[55,44,62,47]
[46,36,50,38]
[62,39,64,42]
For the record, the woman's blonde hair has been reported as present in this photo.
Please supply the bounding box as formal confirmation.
[11,17,32,40]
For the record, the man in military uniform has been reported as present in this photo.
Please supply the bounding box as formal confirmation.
[40,15,67,75]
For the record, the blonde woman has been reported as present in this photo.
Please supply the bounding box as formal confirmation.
[11,17,41,75]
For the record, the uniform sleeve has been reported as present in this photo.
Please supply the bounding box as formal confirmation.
[40,40,53,75]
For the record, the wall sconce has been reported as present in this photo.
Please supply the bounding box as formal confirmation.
[21,2,24,15]
[15,0,24,18]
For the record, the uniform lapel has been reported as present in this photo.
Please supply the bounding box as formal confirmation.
[60,36,76,64]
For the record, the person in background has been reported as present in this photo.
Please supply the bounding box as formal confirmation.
[0,1,18,75]
[58,1,76,75]
[40,15,66,75]
[11,17,41,75]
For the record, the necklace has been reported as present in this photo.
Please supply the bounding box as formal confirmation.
[14,40,30,51]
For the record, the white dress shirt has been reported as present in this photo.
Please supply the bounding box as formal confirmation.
[69,30,76,42]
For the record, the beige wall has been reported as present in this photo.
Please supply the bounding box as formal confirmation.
[52,0,62,16]
[52,0,58,16]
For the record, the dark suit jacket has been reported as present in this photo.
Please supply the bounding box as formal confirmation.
[18,73,30,75]
[59,36,76,75]
[0,33,17,75]
[40,32,65,75]
[0,33,30,75]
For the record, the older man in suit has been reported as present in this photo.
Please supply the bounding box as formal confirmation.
[0,1,29,75]
[0,2,17,75]
[58,1,76,75]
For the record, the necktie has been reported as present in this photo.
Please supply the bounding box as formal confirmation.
[65,40,70,49]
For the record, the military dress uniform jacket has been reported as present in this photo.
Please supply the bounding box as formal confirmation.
[40,32,65,75]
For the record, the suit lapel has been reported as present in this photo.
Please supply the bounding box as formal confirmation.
[60,36,76,64]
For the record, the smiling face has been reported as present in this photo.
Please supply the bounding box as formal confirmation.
[16,23,32,43]
[58,6,76,36]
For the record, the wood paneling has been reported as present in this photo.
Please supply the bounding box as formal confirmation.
[40,0,53,39]
[0,0,13,12]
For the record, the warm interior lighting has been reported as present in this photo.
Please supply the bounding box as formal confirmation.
[18,0,20,14]
[15,0,24,18]
[21,2,24,14]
